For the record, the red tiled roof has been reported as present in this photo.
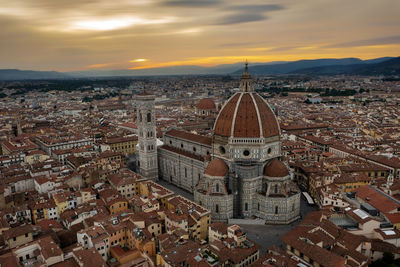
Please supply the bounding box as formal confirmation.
[264,159,289,177]
[356,186,400,213]
[205,158,229,177]
[165,129,212,146]
[198,98,216,110]
[214,92,279,138]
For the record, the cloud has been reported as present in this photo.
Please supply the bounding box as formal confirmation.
[226,4,284,12]
[325,35,400,48]
[215,13,267,25]
[0,0,399,71]
[213,4,284,25]
[217,41,258,47]
[161,0,221,7]
[87,63,112,68]
[267,46,303,52]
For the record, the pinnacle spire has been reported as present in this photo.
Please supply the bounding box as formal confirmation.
[240,61,253,92]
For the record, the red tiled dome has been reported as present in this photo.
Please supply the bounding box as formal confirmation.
[213,92,280,138]
[264,158,289,177]
[205,158,229,177]
[198,98,216,110]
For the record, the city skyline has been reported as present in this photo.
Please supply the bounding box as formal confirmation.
[0,0,399,71]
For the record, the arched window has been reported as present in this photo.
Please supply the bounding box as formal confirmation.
[257,203,260,211]
[147,112,151,122]
[275,206,278,214]
[139,113,142,122]
[274,184,278,194]
[245,203,248,211]
[215,204,219,213]
[216,183,219,193]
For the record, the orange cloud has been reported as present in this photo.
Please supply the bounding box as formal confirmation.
[86,63,112,69]
[129,58,148,63]
[130,44,400,70]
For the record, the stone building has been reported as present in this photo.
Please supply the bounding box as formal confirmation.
[140,63,300,224]
[158,129,211,192]
[193,63,300,223]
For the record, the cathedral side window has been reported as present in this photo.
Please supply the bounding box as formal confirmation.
[215,204,219,213]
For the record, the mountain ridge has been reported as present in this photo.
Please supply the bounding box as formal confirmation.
[0,56,397,80]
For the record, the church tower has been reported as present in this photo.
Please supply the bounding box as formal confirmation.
[135,91,158,180]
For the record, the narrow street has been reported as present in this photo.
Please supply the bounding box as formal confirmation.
[156,179,318,253]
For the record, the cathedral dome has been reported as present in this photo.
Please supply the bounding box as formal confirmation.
[198,98,216,110]
[213,92,280,138]
[205,158,229,177]
[264,158,289,177]
[213,64,280,139]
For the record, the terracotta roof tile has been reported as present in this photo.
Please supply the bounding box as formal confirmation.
[198,98,216,110]
[214,92,279,138]
[264,159,289,177]
[205,158,229,177]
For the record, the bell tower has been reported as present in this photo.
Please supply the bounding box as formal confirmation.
[135,91,158,180]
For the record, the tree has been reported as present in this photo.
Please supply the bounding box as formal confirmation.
[82,96,91,102]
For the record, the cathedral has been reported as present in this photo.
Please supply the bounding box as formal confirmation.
[136,64,301,224]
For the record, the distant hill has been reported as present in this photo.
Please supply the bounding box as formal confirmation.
[233,58,366,75]
[0,69,69,80]
[291,57,400,76]
[67,62,273,77]
[362,57,395,64]
[0,56,398,80]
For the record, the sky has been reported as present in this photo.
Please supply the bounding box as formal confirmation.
[0,0,399,71]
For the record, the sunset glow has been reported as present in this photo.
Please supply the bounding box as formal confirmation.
[0,0,398,71]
